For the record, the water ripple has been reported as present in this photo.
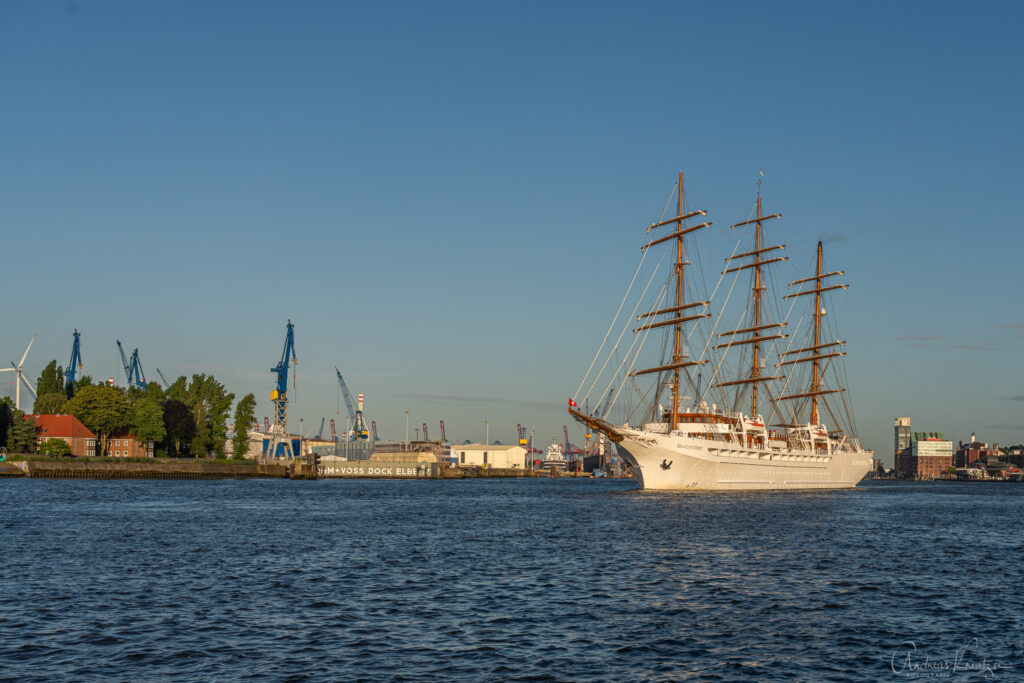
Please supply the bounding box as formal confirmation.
[1,479,1021,681]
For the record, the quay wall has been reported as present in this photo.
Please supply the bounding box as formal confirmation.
[15,459,288,479]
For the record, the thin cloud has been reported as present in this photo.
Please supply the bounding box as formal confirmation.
[894,336,1009,352]
[949,343,1010,352]
[1000,395,1024,401]
[401,392,561,411]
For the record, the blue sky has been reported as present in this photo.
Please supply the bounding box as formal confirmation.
[2,1,1022,462]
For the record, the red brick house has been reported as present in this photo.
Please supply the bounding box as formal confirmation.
[32,414,97,457]
[107,430,155,458]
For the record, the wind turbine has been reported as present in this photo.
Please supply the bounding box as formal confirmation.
[0,335,37,411]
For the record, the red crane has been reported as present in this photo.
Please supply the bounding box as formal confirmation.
[440,420,446,443]
[422,422,429,440]
[371,420,379,441]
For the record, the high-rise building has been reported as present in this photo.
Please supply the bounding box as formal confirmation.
[894,417,911,457]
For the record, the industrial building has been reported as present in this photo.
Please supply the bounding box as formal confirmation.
[449,444,527,468]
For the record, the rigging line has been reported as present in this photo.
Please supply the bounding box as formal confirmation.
[595,280,670,416]
[601,280,671,419]
[692,229,750,406]
[697,246,753,406]
[581,245,669,403]
[695,228,748,364]
[766,314,805,425]
[575,246,651,399]
[599,275,672,415]
[575,184,677,400]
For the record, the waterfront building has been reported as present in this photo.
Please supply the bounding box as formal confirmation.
[897,432,952,478]
[107,429,154,458]
[894,417,911,461]
[31,414,96,457]
[955,433,992,468]
[450,444,527,468]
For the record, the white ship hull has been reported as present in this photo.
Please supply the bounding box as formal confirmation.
[615,431,872,491]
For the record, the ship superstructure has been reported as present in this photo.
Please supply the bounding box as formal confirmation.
[570,173,872,490]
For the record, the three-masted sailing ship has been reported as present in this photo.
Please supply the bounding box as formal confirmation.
[570,173,873,490]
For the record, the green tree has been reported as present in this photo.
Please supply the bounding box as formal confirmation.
[164,376,189,404]
[231,393,257,460]
[8,411,38,453]
[65,385,131,456]
[33,392,67,415]
[131,397,166,445]
[41,439,71,456]
[183,374,234,458]
[141,382,165,402]
[0,400,11,449]
[35,360,64,397]
[162,399,196,457]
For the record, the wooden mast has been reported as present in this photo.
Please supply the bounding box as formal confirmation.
[776,243,849,418]
[672,172,684,432]
[714,176,785,416]
[811,241,823,425]
[751,183,763,416]
[628,172,712,426]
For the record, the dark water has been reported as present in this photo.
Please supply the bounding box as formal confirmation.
[1,479,1021,681]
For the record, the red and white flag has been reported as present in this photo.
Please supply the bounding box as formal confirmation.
[568,398,578,408]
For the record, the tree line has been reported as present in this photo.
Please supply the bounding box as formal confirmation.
[0,360,258,459]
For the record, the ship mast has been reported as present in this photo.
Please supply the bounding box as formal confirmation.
[713,177,786,418]
[629,172,711,430]
[776,241,849,424]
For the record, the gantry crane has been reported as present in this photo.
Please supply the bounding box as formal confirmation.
[267,320,297,459]
[440,420,447,443]
[64,329,83,390]
[116,340,147,389]
[156,368,172,389]
[317,417,325,439]
[334,365,369,440]
[371,420,378,441]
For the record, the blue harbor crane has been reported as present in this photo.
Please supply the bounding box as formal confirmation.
[267,320,297,460]
[156,368,172,389]
[334,365,369,440]
[116,340,147,389]
[64,329,83,387]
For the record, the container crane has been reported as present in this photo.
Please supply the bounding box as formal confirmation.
[440,420,446,443]
[317,417,325,439]
[267,320,297,460]
[156,368,172,389]
[371,420,378,441]
[64,329,83,388]
[334,365,369,441]
[330,419,337,441]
